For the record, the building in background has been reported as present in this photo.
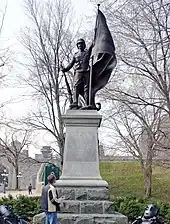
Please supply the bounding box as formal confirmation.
[0,145,61,190]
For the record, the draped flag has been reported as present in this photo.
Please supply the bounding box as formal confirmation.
[91,9,117,96]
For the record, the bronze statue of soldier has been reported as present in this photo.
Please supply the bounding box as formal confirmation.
[61,7,117,110]
[61,38,93,109]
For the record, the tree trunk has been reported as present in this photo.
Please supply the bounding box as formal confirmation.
[143,164,152,197]
[15,166,19,190]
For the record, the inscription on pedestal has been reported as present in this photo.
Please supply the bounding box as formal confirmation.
[59,110,106,184]
[65,127,97,162]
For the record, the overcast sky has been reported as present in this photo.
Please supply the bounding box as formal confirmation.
[0,0,94,39]
[0,0,95,109]
[0,0,98,156]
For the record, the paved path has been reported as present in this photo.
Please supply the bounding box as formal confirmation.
[0,190,41,198]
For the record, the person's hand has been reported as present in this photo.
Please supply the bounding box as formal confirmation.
[58,196,65,203]
[60,196,65,201]
[57,198,62,203]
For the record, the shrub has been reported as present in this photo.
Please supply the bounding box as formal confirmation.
[13,195,41,217]
[111,196,170,222]
[157,201,170,220]
[0,195,41,217]
[0,194,170,222]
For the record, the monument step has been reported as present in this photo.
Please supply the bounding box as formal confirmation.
[57,187,109,201]
[60,200,114,214]
[33,212,128,224]
[58,213,128,224]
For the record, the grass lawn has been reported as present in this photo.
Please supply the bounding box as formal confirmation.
[100,161,170,201]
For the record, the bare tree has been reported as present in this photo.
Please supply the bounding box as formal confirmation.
[102,76,170,197]
[90,0,170,197]
[101,0,170,116]
[19,0,79,163]
[0,129,32,189]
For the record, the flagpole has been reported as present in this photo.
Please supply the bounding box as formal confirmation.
[88,4,100,107]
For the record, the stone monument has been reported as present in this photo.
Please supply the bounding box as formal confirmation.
[33,109,127,223]
[33,5,127,224]
[55,110,127,223]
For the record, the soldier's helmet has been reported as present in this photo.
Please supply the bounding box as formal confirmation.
[77,38,86,48]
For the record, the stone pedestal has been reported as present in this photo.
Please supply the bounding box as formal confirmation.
[33,110,127,224]
[56,110,108,188]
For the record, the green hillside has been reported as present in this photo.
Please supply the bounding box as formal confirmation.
[100,161,170,201]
